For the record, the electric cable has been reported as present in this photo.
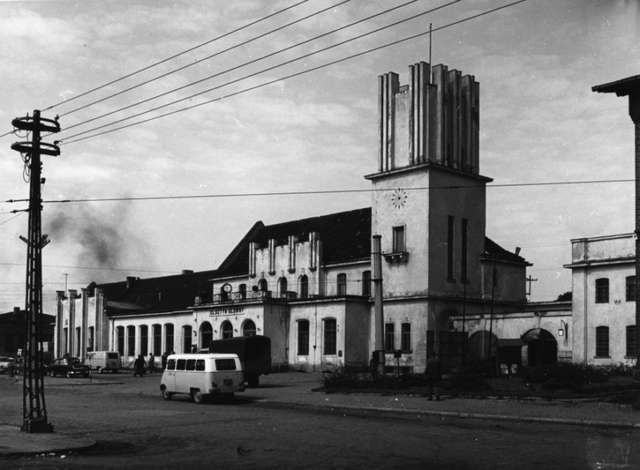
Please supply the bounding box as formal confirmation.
[41,0,311,112]
[59,0,529,145]
[58,0,463,142]
[59,0,354,119]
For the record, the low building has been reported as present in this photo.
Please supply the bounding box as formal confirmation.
[0,307,55,356]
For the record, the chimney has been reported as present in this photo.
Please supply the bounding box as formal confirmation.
[126,276,138,289]
[13,306,20,315]
[515,247,521,256]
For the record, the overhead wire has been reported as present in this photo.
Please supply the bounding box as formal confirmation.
[41,0,311,112]
[58,0,463,142]
[1,177,633,206]
[59,0,354,119]
[59,0,529,146]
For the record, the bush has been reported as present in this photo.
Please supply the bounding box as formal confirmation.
[522,363,608,391]
[322,368,426,391]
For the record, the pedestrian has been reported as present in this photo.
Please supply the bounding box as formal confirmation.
[133,354,145,377]
[161,351,168,370]
[148,353,155,374]
[425,353,442,401]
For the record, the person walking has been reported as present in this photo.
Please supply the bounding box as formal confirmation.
[425,353,442,401]
[161,351,169,370]
[134,354,145,377]
[148,353,155,374]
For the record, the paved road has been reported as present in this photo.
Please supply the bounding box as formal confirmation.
[0,373,638,469]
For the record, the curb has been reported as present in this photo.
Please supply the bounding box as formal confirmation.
[254,400,640,429]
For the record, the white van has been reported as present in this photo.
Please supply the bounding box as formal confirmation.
[160,353,246,403]
[85,351,120,373]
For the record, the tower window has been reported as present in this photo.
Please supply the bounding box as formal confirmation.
[595,278,609,303]
[461,218,468,283]
[626,276,636,302]
[337,273,347,296]
[362,270,371,297]
[392,226,406,252]
[447,215,455,281]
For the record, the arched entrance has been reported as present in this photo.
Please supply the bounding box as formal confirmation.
[221,320,233,339]
[242,320,256,337]
[522,328,557,366]
[467,330,498,364]
[199,321,213,351]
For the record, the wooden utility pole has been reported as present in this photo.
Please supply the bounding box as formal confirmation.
[11,110,60,432]
[593,76,640,367]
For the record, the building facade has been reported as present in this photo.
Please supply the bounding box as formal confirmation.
[55,59,577,373]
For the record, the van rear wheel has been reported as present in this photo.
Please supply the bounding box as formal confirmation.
[191,389,204,404]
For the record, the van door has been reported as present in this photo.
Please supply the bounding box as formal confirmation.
[164,358,177,392]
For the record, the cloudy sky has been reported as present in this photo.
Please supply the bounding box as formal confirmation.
[0,0,638,313]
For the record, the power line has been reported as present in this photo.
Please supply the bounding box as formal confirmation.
[0,261,176,274]
[60,0,354,120]
[58,0,463,142]
[2,177,633,206]
[0,213,24,226]
[59,0,529,146]
[41,0,311,112]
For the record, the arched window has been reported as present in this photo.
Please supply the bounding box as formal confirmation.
[595,326,609,357]
[297,320,309,355]
[127,325,135,356]
[221,320,233,339]
[258,279,268,292]
[139,325,148,355]
[152,324,162,354]
[278,277,288,297]
[183,325,193,353]
[116,326,125,356]
[164,323,174,353]
[200,322,213,350]
[323,318,337,355]
[337,273,347,296]
[298,275,309,299]
[239,283,247,300]
[243,320,256,337]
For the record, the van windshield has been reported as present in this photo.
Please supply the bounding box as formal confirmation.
[215,359,236,371]
[107,353,119,359]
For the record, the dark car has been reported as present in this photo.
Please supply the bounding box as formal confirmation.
[47,357,90,378]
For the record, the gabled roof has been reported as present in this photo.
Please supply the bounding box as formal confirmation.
[92,270,217,316]
[215,207,372,277]
[483,237,530,265]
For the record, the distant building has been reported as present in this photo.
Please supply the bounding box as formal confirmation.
[0,307,55,355]
[55,59,576,373]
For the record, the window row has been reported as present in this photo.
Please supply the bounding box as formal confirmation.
[226,271,373,300]
[595,276,637,303]
[296,318,337,356]
[595,325,637,358]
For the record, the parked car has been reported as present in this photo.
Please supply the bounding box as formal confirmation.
[47,357,90,378]
[0,356,16,374]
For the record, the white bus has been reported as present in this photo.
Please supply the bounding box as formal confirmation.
[85,351,120,373]
[160,353,246,403]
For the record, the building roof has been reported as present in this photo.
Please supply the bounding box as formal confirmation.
[215,207,372,277]
[91,270,217,316]
[483,237,530,265]
[592,75,640,96]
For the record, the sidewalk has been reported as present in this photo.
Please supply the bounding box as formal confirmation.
[248,372,640,429]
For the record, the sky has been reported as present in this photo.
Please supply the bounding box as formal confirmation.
[0,0,638,314]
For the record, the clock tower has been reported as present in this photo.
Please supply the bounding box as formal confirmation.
[365,61,491,353]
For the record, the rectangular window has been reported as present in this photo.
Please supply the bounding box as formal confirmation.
[461,218,468,283]
[165,324,174,352]
[337,273,347,296]
[215,358,237,370]
[362,270,371,297]
[127,326,135,356]
[186,359,196,371]
[167,359,176,370]
[324,319,337,355]
[595,278,609,303]
[595,326,609,357]
[196,359,205,371]
[176,359,186,370]
[392,226,405,252]
[627,325,637,357]
[401,323,411,352]
[385,323,395,351]
[87,326,94,352]
[447,216,455,281]
[298,320,309,356]
[627,276,636,302]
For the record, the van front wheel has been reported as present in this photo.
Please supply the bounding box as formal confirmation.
[161,388,172,400]
[191,389,204,404]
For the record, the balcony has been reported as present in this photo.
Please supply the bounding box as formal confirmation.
[211,289,302,305]
[383,251,409,264]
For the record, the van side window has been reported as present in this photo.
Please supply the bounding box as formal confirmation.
[186,359,196,371]
[215,359,236,370]
[195,360,205,371]
[167,359,176,370]
[176,359,186,370]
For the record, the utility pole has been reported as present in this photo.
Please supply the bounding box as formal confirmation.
[11,110,60,433]
[593,76,640,368]
[487,256,496,375]
[372,235,385,375]
[525,275,538,296]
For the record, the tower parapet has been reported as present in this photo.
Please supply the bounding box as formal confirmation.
[378,62,479,174]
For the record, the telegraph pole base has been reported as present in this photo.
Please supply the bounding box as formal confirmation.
[21,418,54,434]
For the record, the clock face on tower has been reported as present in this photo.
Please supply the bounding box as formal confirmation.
[390,188,408,209]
